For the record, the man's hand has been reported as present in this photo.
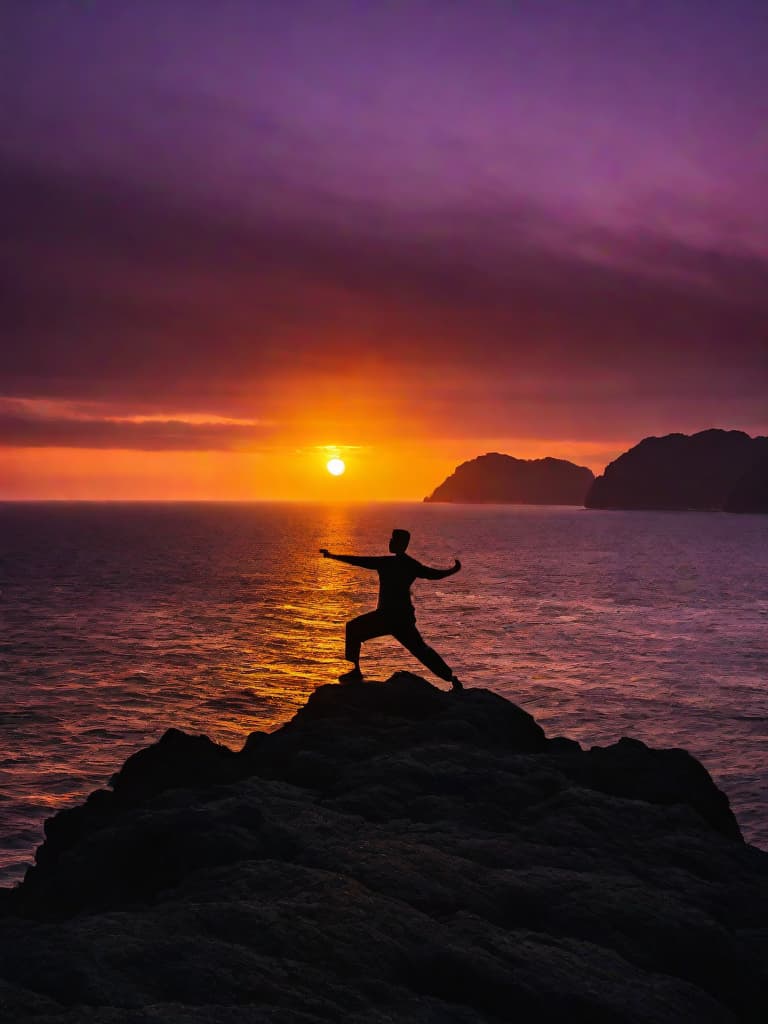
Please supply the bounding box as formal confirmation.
[319,548,330,558]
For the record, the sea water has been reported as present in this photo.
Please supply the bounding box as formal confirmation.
[1,501,766,884]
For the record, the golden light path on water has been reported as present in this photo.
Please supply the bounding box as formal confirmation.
[198,502,364,741]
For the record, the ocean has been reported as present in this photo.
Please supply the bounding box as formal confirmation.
[1,501,766,884]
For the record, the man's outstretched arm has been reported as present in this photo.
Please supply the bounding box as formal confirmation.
[416,558,461,580]
[319,549,384,569]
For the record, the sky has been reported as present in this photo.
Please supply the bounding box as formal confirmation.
[1,0,766,499]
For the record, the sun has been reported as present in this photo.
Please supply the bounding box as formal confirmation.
[326,457,345,476]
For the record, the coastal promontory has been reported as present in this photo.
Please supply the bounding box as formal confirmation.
[1,673,767,1023]
[586,429,768,511]
[424,452,595,505]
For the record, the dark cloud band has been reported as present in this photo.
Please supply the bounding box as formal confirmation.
[0,412,271,451]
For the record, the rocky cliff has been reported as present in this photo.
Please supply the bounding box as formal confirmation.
[724,454,768,513]
[586,429,768,511]
[424,453,594,505]
[1,673,767,1023]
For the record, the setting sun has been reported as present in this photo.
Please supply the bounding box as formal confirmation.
[326,457,345,476]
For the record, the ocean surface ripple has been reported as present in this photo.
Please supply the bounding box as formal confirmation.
[1,501,766,884]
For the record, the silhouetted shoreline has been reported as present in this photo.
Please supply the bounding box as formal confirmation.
[586,429,768,512]
[1,673,767,1022]
[423,431,768,513]
[424,453,594,505]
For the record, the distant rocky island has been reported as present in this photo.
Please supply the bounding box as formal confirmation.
[2,672,767,1022]
[586,429,768,511]
[424,452,594,505]
[724,453,768,513]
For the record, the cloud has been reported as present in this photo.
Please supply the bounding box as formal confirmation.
[0,407,273,451]
[0,399,273,451]
[1,153,766,443]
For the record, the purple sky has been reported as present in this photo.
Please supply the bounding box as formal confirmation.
[1,0,766,480]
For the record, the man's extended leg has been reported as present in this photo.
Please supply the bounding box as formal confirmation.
[393,621,463,691]
[342,610,390,682]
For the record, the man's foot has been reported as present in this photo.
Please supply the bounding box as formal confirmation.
[450,674,464,692]
[338,667,364,685]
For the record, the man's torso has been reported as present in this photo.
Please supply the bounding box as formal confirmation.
[376,555,421,618]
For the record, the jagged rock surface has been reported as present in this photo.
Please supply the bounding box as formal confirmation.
[1,673,767,1023]
[586,429,768,511]
[424,453,594,505]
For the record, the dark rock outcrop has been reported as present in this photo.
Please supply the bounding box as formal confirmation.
[424,452,594,505]
[1,673,767,1023]
[586,429,768,511]
[724,454,768,513]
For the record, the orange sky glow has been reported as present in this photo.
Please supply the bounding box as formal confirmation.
[0,437,627,502]
[2,377,763,501]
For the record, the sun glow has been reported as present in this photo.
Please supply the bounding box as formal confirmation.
[326,457,346,476]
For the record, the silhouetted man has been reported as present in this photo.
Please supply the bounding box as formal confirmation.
[319,529,463,691]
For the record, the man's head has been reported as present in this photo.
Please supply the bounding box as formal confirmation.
[389,528,411,554]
